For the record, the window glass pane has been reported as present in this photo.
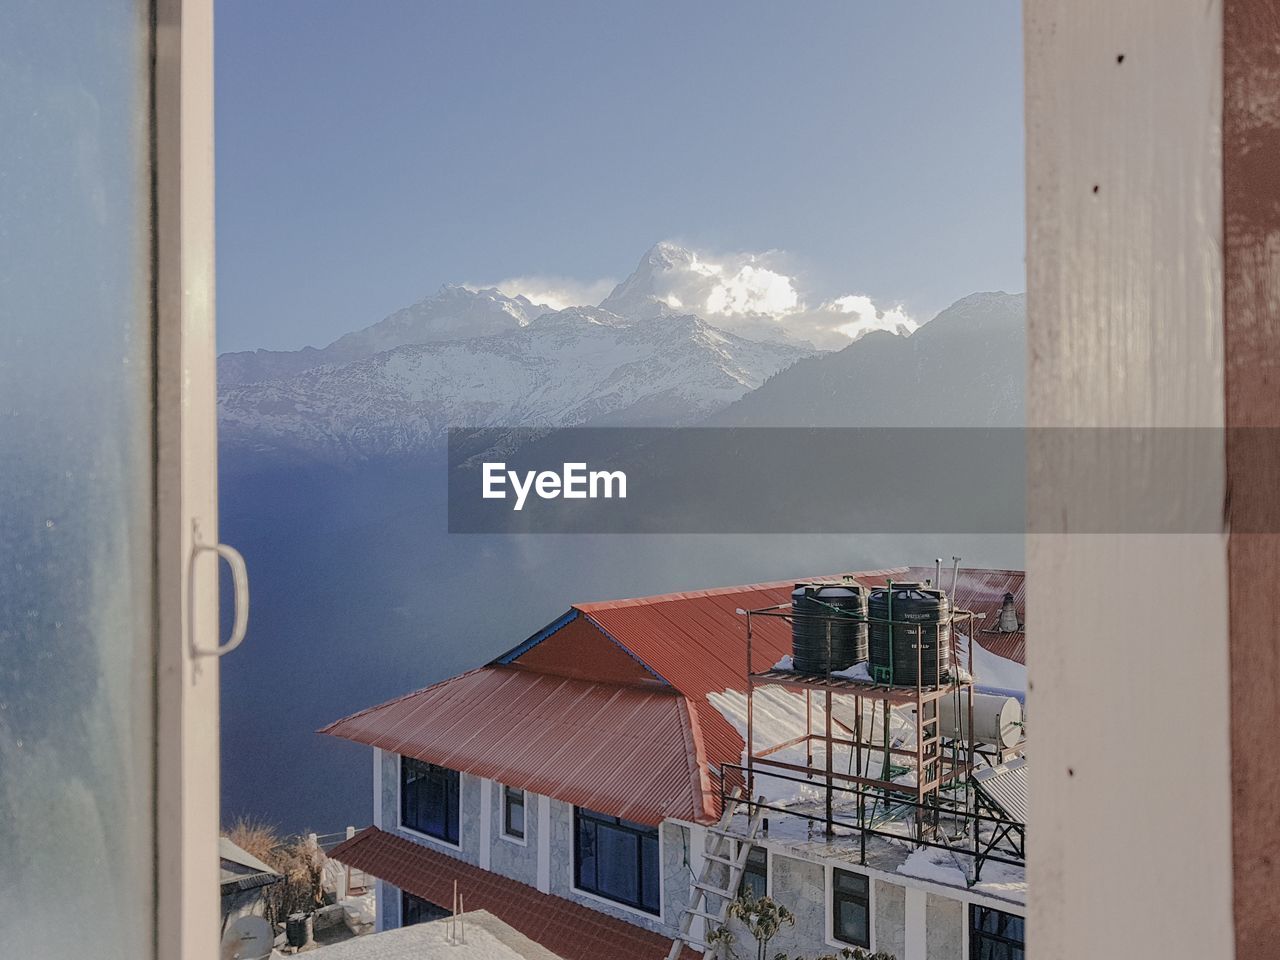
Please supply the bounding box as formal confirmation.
[970,905,1026,960]
[598,826,640,903]
[835,869,868,897]
[832,869,870,947]
[402,891,448,926]
[740,846,768,899]
[575,815,596,890]
[574,808,659,914]
[837,902,870,944]
[0,3,154,959]
[640,833,660,908]
[505,788,525,837]
[401,759,459,842]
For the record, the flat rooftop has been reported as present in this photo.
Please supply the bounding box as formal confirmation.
[727,794,1027,907]
[304,910,563,960]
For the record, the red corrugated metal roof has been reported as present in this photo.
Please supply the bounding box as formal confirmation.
[330,827,699,960]
[323,566,1025,827]
[572,568,911,700]
[907,566,1026,665]
[321,666,714,825]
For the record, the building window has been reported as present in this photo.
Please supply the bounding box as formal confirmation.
[739,845,768,899]
[400,757,460,845]
[970,905,1025,960]
[503,785,526,840]
[401,890,449,926]
[573,807,660,915]
[831,868,871,948]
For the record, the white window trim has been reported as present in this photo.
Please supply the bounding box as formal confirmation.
[479,777,492,870]
[824,862,876,954]
[395,755,463,852]
[373,747,384,829]
[536,795,551,893]
[499,784,530,846]
[569,808,666,924]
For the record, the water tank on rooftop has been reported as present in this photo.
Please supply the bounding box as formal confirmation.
[790,581,868,674]
[868,582,952,686]
[939,693,1023,749]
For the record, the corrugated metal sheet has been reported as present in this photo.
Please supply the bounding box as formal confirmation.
[330,827,700,960]
[323,566,1025,828]
[574,568,912,701]
[973,756,1029,825]
[321,666,712,825]
[909,565,1026,665]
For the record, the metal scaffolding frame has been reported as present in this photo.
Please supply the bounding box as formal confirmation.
[734,582,1025,883]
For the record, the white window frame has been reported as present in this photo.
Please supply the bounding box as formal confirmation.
[824,863,876,954]
[395,755,464,852]
[153,0,221,958]
[500,784,529,846]
[569,808,666,924]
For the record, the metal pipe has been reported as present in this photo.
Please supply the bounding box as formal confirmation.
[951,556,962,595]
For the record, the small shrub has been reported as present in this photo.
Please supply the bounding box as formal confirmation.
[224,818,326,927]
[705,893,896,960]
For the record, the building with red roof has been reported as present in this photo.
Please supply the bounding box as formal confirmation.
[323,566,1028,960]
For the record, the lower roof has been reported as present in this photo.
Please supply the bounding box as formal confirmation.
[329,827,699,960]
[321,666,717,825]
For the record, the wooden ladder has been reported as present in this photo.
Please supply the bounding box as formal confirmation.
[665,790,766,960]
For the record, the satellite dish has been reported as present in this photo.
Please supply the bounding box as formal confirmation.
[221,915,274,960]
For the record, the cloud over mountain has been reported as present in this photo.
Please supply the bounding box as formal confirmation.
[598,242,916,348]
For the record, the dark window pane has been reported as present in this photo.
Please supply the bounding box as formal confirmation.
[504,786,525,838]
[740,846,768,899]
[401,891,448,926]
[400,758,460,844]
[598,826,640,902]
[970,905,1026,960]
[832,868,870,948]
[573,807,660,915]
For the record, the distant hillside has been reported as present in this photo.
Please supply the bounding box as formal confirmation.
[706,292,1025,427]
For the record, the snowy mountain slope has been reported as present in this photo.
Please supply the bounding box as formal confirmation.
[218,285,552,386]
[217,306,812,457]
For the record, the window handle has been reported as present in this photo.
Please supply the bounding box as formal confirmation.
[190,523,250,657]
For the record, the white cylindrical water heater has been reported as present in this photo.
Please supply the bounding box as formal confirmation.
[938,693,1022,749]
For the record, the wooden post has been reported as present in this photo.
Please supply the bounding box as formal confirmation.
[1026,1,1233,955]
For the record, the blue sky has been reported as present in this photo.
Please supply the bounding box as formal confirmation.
[216,1,1023,353]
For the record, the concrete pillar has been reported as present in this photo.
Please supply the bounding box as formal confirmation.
[903,886,926,960]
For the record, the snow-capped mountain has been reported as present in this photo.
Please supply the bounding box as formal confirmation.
[218,305,812,457]
[599,241,701,318]
[218,285,552,387]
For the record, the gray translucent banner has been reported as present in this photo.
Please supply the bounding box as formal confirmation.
[446,427,1261,533]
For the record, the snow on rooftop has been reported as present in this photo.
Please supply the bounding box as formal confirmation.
[707,684,915,807]
[957,633,1027,696]
[303,910,563,960]
[897,846,1027,905]
[707,651,1028,905]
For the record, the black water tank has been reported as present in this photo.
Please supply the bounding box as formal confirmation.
[790,582,868,674]
[868,582,952,686]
